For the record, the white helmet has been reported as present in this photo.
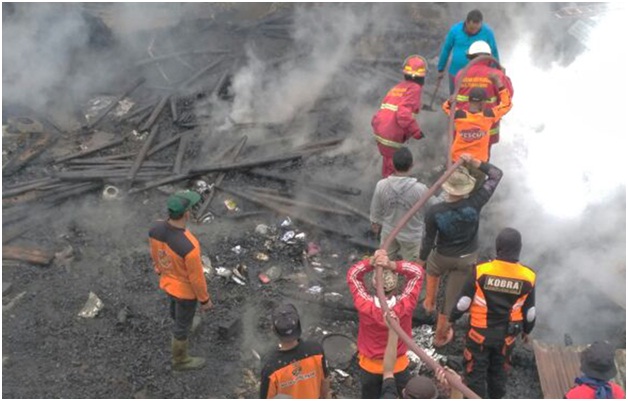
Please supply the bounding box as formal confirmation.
[467,40,491,56]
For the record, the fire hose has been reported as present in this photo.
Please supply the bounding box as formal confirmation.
[374,158,482,399]
[447,55,502,168]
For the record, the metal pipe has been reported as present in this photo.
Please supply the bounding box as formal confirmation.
[374,159,481,399]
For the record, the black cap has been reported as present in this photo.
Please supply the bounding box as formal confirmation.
[272,304,302,341]
[469,87,487,102]
[581,341,617,381]
[496,227,522,262]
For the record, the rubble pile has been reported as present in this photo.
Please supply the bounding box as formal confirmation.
[1,3,560,399]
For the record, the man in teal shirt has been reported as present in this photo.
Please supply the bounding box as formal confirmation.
[437,9,500,94]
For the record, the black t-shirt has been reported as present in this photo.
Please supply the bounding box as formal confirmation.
[259,340,329,399]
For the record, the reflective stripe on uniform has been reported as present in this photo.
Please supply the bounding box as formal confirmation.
[380,103,418,117]
[456,95,498,103]
[380,103,398,112]
[489,127,500,135]
[374,135,403,149]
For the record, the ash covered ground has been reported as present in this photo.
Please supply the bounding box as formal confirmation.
[2,3,625,399]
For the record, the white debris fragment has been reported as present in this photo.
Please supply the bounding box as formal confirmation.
[255,224,270,235]
[281,231,295,242]
[215,267,232,278]
[280,217,292,227]
[334,369,349,378]
[231,245,243,254]
[78,292,104,318]
[306,285,322,295]
[201,255,213,278]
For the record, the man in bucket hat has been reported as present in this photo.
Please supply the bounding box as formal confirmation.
[565,341,625,399]
[418,154,503,347]
[259,304,330,399]
[149,190,213,371]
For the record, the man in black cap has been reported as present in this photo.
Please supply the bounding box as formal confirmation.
[149,190,213,372]
[449,227,536,398]
[259,304,331,399]
[565,341,625,399]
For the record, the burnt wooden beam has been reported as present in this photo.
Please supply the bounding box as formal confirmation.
[248,189,353,216]
[2,131,57,176]
[127,173,190,195]
[179,57,225,89]
[127,125,160,185]
[247,168,361,196]
[173,136,189,174]
[139,95,170,132]
[54,137,126,164]
[2,245,55,265]
[2,178,60,198]
[135,48,228,67]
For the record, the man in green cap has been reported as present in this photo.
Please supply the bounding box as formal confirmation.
[149,190,213,372]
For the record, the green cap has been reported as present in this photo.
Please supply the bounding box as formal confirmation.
[167,190,201,216]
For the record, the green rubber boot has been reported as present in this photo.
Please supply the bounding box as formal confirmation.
[172,338,205,371]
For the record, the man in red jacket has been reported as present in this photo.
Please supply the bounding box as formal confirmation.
[453,40,513,147]
[347,249,424,398]
[372,55,427,177]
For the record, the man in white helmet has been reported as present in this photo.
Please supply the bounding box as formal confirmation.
[452,40,514,147]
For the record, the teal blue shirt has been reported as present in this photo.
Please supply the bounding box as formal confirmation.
[437,21,499,76]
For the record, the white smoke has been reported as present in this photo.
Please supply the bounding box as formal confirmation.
[486,7,627,343]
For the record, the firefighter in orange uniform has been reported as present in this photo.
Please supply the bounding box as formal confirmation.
[454,40,514,147]
[443,72,512,164]
[449,228,536,399]
[371,55,427,178]
[149,190,213,372]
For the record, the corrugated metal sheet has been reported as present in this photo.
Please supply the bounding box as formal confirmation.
[533,340,626,399]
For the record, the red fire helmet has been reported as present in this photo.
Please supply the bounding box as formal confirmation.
[402,55,428,78]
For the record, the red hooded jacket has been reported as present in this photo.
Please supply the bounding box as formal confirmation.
[371,80,423,153]
[347,259,423,366]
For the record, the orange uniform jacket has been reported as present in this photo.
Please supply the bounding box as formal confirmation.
[450,259,536,344]
[454,61,514,144]
[148,220,210,303]
[443,87,512,163]
[260,340,328,399]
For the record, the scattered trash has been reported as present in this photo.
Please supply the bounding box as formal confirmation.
[306,285,322,295]
[307,242,321,256]
[310,261,322,267]
[113,98,135,117]
[224,199,239,212]
[324,292,343,303]
[406,325,446,373]
[255,224,270,236]
[200,212,214,224]
[280,217,292,227]
[78,292,104,318]
[233,264,248,281]
[102,185,120,201]
[131,129,147,141]
[263,240,273,250]
[194,180,210,194]
[215,267,232,278]
[231,245,243,255]
[255,252,269,261]
[264,265,283,281]
[232,276,246,286]
[334,369,349,378]
[201,255,214,278]
[281,231,295,242]
[314,267,325,273]
[331,254,339,258]
[258,273,271,284]
[84,96,116,122]
[295,232,306,241]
